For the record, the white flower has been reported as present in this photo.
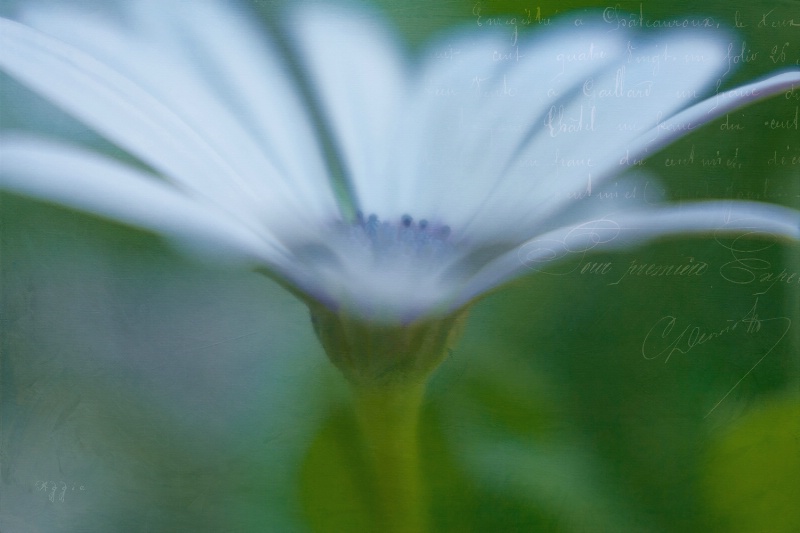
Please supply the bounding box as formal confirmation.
[1,0,798,323]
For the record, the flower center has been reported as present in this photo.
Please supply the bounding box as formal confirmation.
[339,212,453,264]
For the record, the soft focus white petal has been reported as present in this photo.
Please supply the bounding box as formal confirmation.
[289,5,409,214]
[19,2,339,226]
[0,18,237,207]
[521,170,666,238]
[456,201,800,308]
[395,23,625,228]
[0,137,291,267]
[0,17,306,235]
[126,0,338,219]
[633,71,800,155]
[452,32,731,244]
[493,70,800,250]
[382,29,508,221]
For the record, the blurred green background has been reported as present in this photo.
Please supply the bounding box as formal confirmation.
[1,0,798,531]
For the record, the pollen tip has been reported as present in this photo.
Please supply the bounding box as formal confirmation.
[334,212,453,265]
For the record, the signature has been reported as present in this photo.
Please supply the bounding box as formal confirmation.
[641,298,792,417]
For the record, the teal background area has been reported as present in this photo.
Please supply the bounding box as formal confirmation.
[1,0,798,531]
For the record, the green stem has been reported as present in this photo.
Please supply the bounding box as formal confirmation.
[351,382,428,533]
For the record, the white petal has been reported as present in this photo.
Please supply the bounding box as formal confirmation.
[633,71,800,155]
[494,71,800,247]
[455,201,800,308]
[521,170,666,237]
[0,137,292,268]
[0,16,327,235]
[288,4,410,215]
[19,2,339,226]
[397,23,625,228]
[385,29,510,221]
[456,31,733,243]
[123,0,338,219]
[0,19,226,202]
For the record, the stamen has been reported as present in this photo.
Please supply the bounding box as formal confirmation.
[340,212,454,264]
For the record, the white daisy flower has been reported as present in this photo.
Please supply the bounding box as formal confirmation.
[1,0,798,333]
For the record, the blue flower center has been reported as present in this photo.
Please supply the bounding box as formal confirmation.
[340,212,453,263]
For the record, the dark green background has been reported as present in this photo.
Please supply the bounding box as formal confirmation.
[1,0,798,531]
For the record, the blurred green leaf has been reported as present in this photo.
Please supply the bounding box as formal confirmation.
[703,395,800,533]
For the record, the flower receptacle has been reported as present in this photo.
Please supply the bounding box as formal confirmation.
[309,304,470,389]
